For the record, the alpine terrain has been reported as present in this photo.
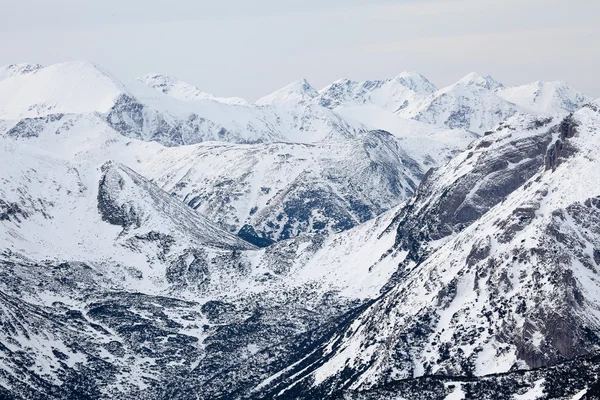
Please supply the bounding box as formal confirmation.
[0,61,598,400]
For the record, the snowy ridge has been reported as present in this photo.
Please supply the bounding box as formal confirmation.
[496,80,592,115]
[256,79,319,105]
[0,61,365,145]
[137,73,248,105]
[457,72,504,90]
[316,71,436,112]
[397,75,521,134]
[143,131,427,241]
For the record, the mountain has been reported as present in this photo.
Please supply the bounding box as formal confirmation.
[256,79,319,105]
[457,72,504,90]
[249,101,600,399]
[0,126,406,398]
[316,71,437,112]
[142,131,428,242]
[0,59,598,400]
[397,73,520,134]
[137,73,248,105]
[286,71,588,135]
[0,61,365,146]
[0,105,460,243]
[496,80,592,115]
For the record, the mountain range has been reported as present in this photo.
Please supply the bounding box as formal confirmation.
[0,60,598,400]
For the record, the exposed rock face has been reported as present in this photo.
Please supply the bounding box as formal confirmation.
[237,224,275,248]
[545,114,579,171]
[97,162,143,229]
[382,115,554,290]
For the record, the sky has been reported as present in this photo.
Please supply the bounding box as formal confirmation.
[1,0,599,100]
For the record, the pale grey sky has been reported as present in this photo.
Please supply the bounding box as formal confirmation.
[1,0,599,100]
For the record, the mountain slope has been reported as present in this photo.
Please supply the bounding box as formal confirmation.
[253,101,600,398]
[140,130,433,242]
[0,129,406,399]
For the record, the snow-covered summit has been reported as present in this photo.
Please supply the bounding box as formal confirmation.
[137,73,248,105]
[393,71,438,93]
[0,61,125,119]
[316,72,436,112]
[457,72,504,90]
[496,80,591,114]
[398,78,520,134]
[256,78,319,105]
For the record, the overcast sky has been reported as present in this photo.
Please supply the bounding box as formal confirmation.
[1,0,599,100]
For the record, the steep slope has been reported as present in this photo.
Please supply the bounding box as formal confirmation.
[137,73,248,104]
[253,101,600,398]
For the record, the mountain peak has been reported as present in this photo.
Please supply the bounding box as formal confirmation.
[394,71,437,93]
[256,78,319,105]
[457,72,504,90]
[137,73,248,105]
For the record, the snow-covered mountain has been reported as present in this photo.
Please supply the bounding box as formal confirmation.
[0,58,598,400]
[0,61,366,146]
[143,131,428,242]
[457,71,505,90]
[0,110,456,243]
[305,70,589,135]
[249,101,600,399]
[0,125,405,398]
[316,71,437,112]
[256,79,319,105]
[137,73,248,105]
[496,80,591,115]
[396,73,520,134]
